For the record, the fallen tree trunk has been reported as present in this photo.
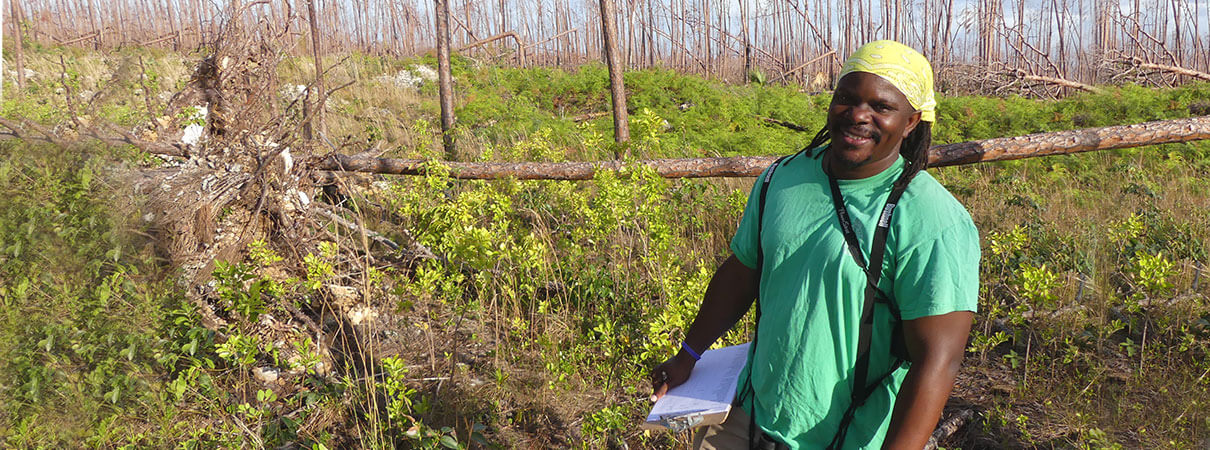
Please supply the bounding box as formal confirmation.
[1019,73,1103,94]
[317,154,776,180]
[312,115,1210,179]
[927,114,1210,167]
[0,115,189,157]
[1126,58,1210,82]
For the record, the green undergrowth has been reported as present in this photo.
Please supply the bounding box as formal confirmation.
[931,147,1210,448]
[0,141,187,445]
[2,45,1210,447]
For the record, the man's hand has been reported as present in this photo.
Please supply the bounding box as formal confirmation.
[649,351,696,402]
[647,255,759,402]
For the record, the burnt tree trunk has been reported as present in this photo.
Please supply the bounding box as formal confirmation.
[435,0,456,158]
[598,0,630,152]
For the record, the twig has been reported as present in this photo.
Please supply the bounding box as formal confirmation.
[58,56,84,131]
[774,51,836,84]
[758,116,813,132]
[229,414,265,448]
[137,56,161,120]
[312,203,440,260]
[286,303,325,342]
[570,111,609,122]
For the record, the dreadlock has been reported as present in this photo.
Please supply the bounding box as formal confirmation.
[804,121,933,190]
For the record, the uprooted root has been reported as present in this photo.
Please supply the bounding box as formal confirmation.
[70,0,440,415]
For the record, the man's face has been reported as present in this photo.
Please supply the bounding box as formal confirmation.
[825,72,922,179]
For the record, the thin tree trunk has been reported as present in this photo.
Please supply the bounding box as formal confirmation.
[11,0,26,90]
[1,0,4,105]
[740,0,751,81]
[304,0,325,140]
[598,0,630,151]
[435,0,456,158]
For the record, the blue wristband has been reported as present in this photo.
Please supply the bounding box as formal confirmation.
[681,342,702,361]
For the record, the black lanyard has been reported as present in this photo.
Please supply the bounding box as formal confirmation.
[825,169,909,450]
[825,173,906,301]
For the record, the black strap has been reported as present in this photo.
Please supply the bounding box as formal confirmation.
[744,153,792,450]
[824,171,909,450]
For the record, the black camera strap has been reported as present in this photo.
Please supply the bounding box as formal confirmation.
[742,152,794,450]
[824,171,908,450]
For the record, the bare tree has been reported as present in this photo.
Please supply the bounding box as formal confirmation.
[598,0,630,151]
[435,0,456,158]
[303,0,324,141]
[10,0,26,90]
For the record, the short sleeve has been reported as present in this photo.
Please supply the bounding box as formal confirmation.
[729,165,775,270]
[892,220,981,320]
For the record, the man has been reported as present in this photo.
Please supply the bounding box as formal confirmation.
[650,41,980,449]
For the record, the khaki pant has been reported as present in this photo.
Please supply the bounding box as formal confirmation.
[692,406,752,450]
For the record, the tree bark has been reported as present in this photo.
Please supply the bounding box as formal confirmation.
[11,0,26,90]
[435,0,457,158]
[924,409,974,450]
[928,115,1210,167]
[598,0,630,151]
[1,1,4,105]
[304,0,324,141]
[311,116,1210,179]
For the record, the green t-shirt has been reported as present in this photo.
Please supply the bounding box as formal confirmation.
[729,152,980,449]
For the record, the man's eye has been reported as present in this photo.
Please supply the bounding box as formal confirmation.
[874,103,893,112]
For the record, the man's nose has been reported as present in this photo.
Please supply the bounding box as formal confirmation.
[846,103,873,123]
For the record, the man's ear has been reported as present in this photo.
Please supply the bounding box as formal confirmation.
[903,111,922,135]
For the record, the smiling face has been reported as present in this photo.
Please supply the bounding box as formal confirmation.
[825,72,922,179]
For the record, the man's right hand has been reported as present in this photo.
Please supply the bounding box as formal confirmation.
[647,255,759,402]
[650,351,697,402]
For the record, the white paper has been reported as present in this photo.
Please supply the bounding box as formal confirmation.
[646,342,751,424]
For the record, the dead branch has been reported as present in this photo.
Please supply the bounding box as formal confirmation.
[312,203,438,261]
[522,28,578,52]
[759,116,813,132]
[570,111,610,122]
[57,31,101,47]
[775,51,836,84]
[1002,67,1103,94]
[0,109,188,157]
[140,31,180,46]
[84,124,189,157]
[924,409,974,450]
[1017,73,1103,93]
[457,31,526,53]
[1124,58,1210,82]
[312,116,1210,179]
[0,116,68,147]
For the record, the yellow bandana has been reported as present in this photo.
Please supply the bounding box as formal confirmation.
[838,40,936,122]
